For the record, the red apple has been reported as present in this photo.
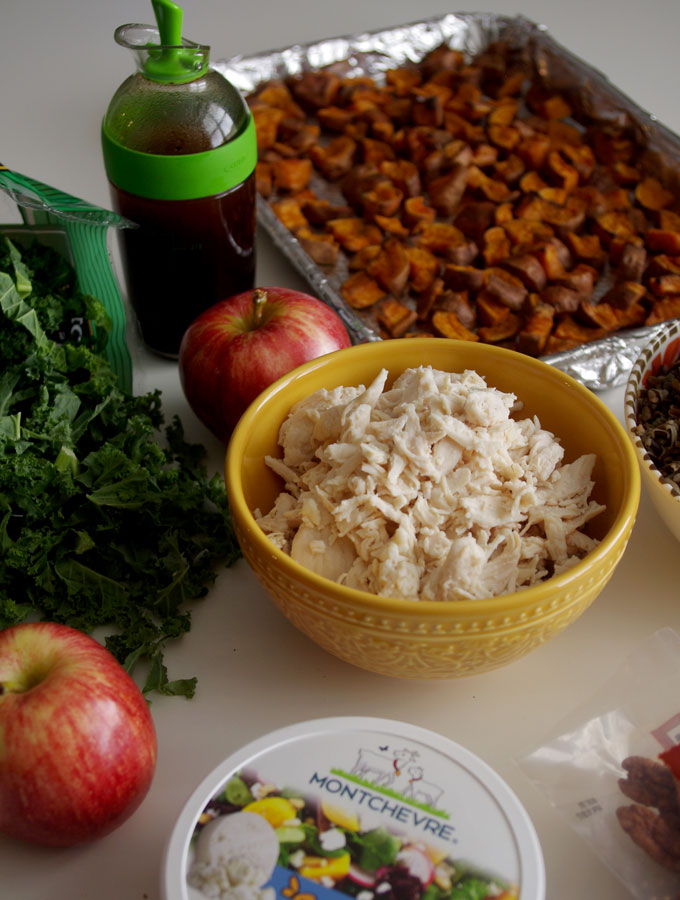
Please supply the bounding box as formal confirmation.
[179,286,352,443]
[0,622,157,847]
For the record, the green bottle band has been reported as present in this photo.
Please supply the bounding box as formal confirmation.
[101,114,256,201]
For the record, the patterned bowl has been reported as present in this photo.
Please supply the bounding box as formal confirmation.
[624,319,680,543]
[226,338,640,679]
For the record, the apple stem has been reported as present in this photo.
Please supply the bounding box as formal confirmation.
[252,289,268,327]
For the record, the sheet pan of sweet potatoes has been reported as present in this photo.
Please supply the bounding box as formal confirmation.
[219,13,680,388]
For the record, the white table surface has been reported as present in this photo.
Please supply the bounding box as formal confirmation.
[3,1,680,897]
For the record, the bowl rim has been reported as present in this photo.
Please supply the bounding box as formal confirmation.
[227,338,641,616]
[624,318,680,502]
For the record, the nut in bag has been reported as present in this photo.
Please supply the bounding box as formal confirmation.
[518,628,680,899]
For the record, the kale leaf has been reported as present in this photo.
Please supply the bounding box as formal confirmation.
[0,237,241,698]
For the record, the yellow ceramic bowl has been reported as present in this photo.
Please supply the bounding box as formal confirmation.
[624,319,680,543]
[226,338,640,679]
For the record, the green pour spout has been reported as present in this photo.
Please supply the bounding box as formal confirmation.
[115,0,210,84]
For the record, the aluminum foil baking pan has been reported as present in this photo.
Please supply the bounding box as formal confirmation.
[216,13,680,391]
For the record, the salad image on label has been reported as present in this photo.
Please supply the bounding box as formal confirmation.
[186,762,518,900]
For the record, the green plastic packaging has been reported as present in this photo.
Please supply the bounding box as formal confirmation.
[0,164,133,392]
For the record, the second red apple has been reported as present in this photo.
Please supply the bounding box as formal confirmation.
[179,286,352,443]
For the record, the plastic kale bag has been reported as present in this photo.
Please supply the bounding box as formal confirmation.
[518,628,680,900]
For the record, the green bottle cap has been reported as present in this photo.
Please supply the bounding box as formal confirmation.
[142,0,208,84]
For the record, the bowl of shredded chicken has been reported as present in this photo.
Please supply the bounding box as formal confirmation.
[226,338,640,678]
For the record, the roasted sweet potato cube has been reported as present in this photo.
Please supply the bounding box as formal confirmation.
[504,219,555,251]
[646,254,680,277]
[374,215,410,238]
[405,246,440,292]
[348,244,381,271]
[658,209,680,232]
[616,242,647,282]
[308,135,357,180]
[431,310,479,341]
[538,197,586,234]
[290,71,341,108]
[550,315,606,345]
[488,98,519,127]
[529,90,572,120]
[600,280,648,310]
[494,202,514,226]
[517,302,555,356]
[635,177,675,211]
[545,150,579,192]
[367,238,411,296]
[442,263,485,294]
[553,263,598,300]
[376,299,418,337]
[478,313,521,344]
[520,170,548,194]
[476,290,512,326]
[361,181,404,219]
[385,66,422,96]
[497,70,526,98]
[467,166,514,202]
[435,289,476,328]
[560,144,596,183]
[533,243,568,280]
[326,217,382,251]
[472,143,499,167]
[416,277,444,319]
[403,195,437,229]
[494,154,525,185]
[414,222,465,255]
[516,134,551,170]
[564,232,606,269]
[541,285,581,313]
[482,232,511,266]
[340,271,386,308]
[301,198,353,226]
[454,201,496,241]
[428,164,469,216]
[411,89,446,127]
[646,229,680,255]
[646,296,680,325]
[255,161,272,197]
[271,197,308,231]
[361,137,396,166]
[271,157,313,192]
[577,301,622,331]
[317,105,355,132]
[649,274,680,297]
[538,186,569,206]
[484,267,527,310]
[280,121,321,153]
[296,228,340,266]
[252,105,285,151]
[594,211,637,245]
[609,234,644,265]
[487,124,520,152]
[501,254,547,292]
[380,159,421,197]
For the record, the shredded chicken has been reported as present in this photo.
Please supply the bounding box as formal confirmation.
[255,366,605,602]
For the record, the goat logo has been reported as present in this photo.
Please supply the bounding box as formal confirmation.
[350,746,420,787]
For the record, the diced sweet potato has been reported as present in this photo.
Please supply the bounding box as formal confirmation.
[361,181,404,218]
[317,105,355,132]
[551,315,606,344]
[403,195,437,229]
[271,196,308,231]
[649,274,680,297]
[326,217,382,251]
[296,228,340,266]
[374,215,410,238]
[431,310,479,340]
[380,159,421,197]
[484,267,527,310]
[301,198,353,226]
[454,201,496,241]
[290,70,341,108]
[478,313,521,343]
[416,277,444,319]
[340,271,386,308]
[252,105,286,151]
[635,177,675,211]
[501,254,547,292]
[541,285,581,313]
[377,299,418,337]
[428,164,469,216]
[435,289,477,328]
[564,232,606,269]
[308,135,357,180]
[553,263,598,300]
[476,290,512,326]
[646,229,680,255]
[646,296,680,325]
[600,280,648,310]
[271,157,313,192]
[517,302,554,356]
[366,238,411,296]
[442,263,485,294]
[404,246,440,292]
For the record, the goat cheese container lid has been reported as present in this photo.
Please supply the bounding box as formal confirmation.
[162,716,545,900]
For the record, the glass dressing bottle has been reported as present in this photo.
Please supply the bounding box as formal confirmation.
[102,0,256,357]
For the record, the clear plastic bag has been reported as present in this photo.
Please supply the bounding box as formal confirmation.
[518,628,680,900]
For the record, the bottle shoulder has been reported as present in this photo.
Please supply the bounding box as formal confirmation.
[104,70,249,154]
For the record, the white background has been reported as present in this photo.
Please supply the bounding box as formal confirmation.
[2,1,680,898]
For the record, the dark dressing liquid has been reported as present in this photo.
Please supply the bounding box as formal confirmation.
[111,173,256,357]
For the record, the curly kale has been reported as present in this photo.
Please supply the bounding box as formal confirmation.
[0,236,241,698]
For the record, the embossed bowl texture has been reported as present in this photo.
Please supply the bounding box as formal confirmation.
[226,338,640,679]
[624,319,680,544]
